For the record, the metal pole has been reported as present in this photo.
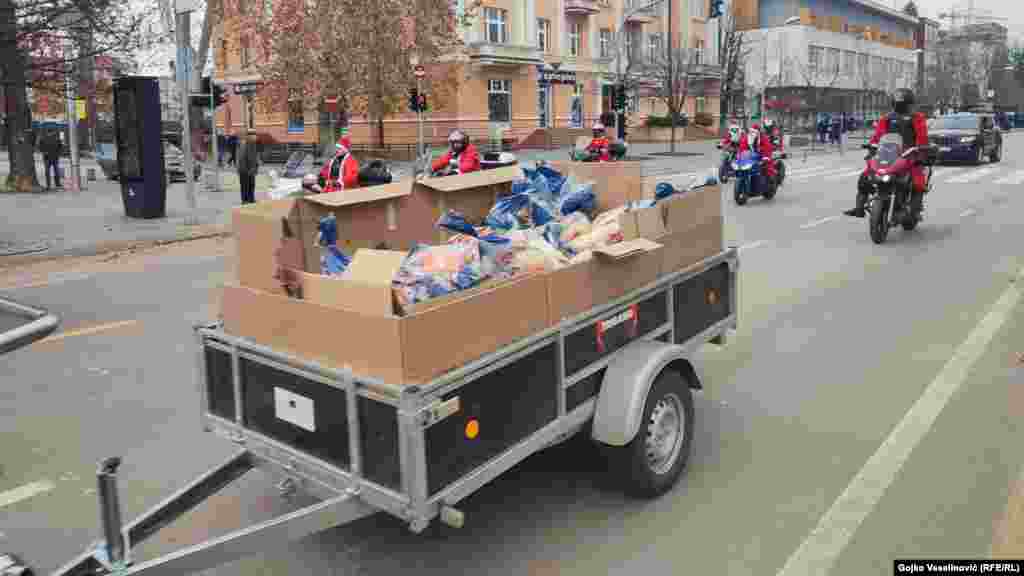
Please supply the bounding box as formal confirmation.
[98,457,126,565]
[417,74,424,167]
[211,29,220,192]
[65,36,81,192]
[176,8,198,220]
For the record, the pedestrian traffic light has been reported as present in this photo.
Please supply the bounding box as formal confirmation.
[409,88,420,112]
[710,0,724,18]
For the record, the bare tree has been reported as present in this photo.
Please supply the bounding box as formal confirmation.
[606,0,666,138]
[649,45,697,152]
[1,0,150,191]
[717,11,751,130]
[792,45,840,144]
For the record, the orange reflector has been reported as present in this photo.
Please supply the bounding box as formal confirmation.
[707,289,718,305]
[465,419,480,440]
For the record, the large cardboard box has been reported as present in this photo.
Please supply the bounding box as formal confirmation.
[412,165,521,242]
[232,197,305,295]
[221,271,550,386]
[547,160,644,212]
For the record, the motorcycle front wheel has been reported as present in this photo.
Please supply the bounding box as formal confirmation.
[869,196,890,244]
[734,178,748,206]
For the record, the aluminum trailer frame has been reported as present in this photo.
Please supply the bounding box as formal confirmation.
[0,297,59,355]
[52,247,738,576]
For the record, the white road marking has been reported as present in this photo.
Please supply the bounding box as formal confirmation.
[800,216,838,230]
[960,209,977,218]
[994,170,1024,185]
[740,240,767,252]
[945,166,1001,184]
[789,166,859,180]
[0,480,55,509]
[776,267,1024,576]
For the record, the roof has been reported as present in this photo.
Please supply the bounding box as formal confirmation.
[844,0,920,26]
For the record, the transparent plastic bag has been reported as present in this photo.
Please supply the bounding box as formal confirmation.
[393,241,484,308]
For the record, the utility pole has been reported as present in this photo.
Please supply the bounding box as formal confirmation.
[60,10,82,193]
[175,0,198,222]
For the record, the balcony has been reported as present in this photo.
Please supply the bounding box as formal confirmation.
[625,6,656,23]
[565,0,600,15]
[467,42,543,67]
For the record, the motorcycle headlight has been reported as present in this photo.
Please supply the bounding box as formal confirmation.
[881,174,892,183]
[959,136,976,143]
[731,162,738,169]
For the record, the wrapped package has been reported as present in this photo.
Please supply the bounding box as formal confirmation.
[393,241,484,308]
[559,212,592,245]
[558,181,597,217]
[436,210,479,237]
[449,232,517,279]
[317,215,351,275]
[484,192,556,231]
[512,234,571,273]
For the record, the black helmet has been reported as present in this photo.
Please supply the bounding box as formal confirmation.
[892,89,915,115]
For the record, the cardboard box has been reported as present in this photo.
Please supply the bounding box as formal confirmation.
[298,249,408,316]
[547,160,644,212]
[232,197,305,295]
[221,271,550,386]
[412,165,521,242]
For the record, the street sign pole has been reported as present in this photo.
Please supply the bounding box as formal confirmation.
[175,0,198,223]
[413,61,426,174]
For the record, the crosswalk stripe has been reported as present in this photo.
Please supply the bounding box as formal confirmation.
[994,170,1024,185]
[944,166,1001,184]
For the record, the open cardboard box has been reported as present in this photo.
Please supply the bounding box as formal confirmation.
[223,170,723,385]
[546,160,644,212]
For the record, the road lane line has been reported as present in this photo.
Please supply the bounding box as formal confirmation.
[35,319,140,345]
[6,270,96,290]
[945,166,1001,184]
[961,209,977,218]
[776,267,1024,576]
[800,216,838,230]
[740,240,767,252]
[0,480,55,509]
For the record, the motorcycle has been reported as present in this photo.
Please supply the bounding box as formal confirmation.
[570,141,628,162]
[861,135,939,245]
[732,149,778,206]
[716,143,737,183]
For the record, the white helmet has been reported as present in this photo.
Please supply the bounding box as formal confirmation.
[763,118,776,130]
[728,124,741,142]
[747,126,760,147]
[592,122,606,135]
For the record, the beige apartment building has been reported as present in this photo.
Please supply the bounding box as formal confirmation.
[215,0,722,147]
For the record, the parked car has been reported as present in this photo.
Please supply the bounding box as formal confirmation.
[96,141,202,182]
[927,113,1002,165]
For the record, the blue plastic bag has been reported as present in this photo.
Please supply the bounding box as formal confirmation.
[318,215,339,246]
[558,182,596,216]
[317,215,351,275]
[437,210,478,237]
[654,182,677,201]
[484,192,556,230]
[527,163,567,199]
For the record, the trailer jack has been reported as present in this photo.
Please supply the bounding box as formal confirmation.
[51,451,377,576]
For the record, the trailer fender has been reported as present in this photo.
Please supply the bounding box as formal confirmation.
[590,341,703,447]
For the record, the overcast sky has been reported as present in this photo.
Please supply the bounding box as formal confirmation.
[904,0,1024,42]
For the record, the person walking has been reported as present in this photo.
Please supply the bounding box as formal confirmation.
[237,132,260,204]
[39,129,63,190]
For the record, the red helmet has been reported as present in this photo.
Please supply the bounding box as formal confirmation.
[336,136,352,155]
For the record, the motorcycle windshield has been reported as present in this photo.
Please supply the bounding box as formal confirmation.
[737,150,758,167]
[876,134,902,166]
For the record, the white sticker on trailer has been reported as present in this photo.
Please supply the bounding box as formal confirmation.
[274,387,316,432]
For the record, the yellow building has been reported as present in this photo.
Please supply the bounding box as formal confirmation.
[215,0,722,147]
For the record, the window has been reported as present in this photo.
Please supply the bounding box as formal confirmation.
[808,45,822,75]
[694,39,704,65]
[827,48,840,74]
[537,18,550,52]
[600,29,611,58]
[288,97,304,133]
[691,0,706,18]
[648,33,661,63]
[263,0,272,20]
[484,8,508,44]
[696,96,706,114]
[858,53,869,78]
[843,50,854,76]
[488,79,511,123]
[625,30,633,61]
[241,35,251,69]
[537,83,551,127]
[569,22,581,57]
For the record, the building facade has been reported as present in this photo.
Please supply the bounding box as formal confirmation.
[215,0,722,147]
[737,0,918,129]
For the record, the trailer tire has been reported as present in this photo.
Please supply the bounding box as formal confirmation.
[606,368,694,498]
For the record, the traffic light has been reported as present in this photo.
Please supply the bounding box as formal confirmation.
[710,0,724,18]
[191,76,229,108]
[614,84,627,112]
[409,88,420,112]
[418,93,428,112]
[213,81,228,107]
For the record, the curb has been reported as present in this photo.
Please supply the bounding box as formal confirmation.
[0,226,233,270]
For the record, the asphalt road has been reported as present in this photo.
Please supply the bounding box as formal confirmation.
[1,133,1023,575]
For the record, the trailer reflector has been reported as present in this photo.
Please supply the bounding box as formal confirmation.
[465,419,480,440]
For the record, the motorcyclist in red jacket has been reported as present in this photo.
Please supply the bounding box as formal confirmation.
[739,124,777,181]
[718,123,741,152]
[845,88,929,218]
[763,118,783,152]
[585,123,612,162]
[319,136,359,193]
[432,129,481,175]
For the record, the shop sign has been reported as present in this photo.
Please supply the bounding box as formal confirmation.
[538,67,577,85]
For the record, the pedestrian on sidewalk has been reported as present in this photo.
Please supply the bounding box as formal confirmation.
[39,129,63,189]
[237,132,260,204]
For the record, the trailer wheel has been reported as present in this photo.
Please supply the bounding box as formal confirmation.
[608,368,694,498]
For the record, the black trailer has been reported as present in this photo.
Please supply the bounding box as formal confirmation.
[49,245,738,576]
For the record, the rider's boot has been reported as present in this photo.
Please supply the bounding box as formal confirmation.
[844,192,868,218]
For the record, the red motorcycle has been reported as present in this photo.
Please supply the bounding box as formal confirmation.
[861,134,939,244]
